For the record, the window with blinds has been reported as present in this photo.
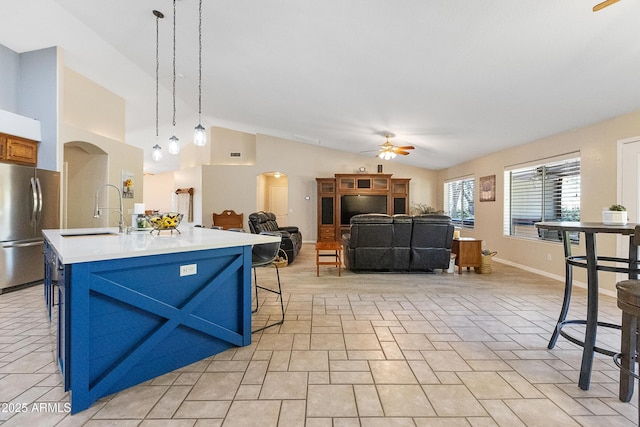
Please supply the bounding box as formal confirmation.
[504,156,580,242]
[444,177,475,229]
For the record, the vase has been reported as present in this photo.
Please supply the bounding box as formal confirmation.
[602,210,627,225]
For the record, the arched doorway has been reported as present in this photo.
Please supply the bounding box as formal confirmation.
[63,141,108,228]
[257,171,289,226]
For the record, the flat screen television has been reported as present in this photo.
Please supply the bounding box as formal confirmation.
[340,195,387,225]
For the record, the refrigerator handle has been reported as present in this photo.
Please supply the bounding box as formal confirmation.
[35,177,43,223]
[29,177,38,226]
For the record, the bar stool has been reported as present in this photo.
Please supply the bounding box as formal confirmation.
[229,229,285,333]
[251,231,286,333]
[615,279,640,425]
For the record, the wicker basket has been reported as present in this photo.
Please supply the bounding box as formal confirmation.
[476,251,497,274]
[272,249,288,268]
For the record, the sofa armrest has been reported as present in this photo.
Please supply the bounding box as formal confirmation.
[277,230,291,239]
[278,226,299,234]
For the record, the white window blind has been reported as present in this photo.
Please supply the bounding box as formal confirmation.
[504,156,580,242]
[444,177,475,229]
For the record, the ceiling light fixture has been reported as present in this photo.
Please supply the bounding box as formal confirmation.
[152,10,164,162]
[377,150,396,161]
[193,0,206,147]
[168,0,180,155]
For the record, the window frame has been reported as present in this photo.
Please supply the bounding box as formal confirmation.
[503,154,581,243]
[444,176,475,229]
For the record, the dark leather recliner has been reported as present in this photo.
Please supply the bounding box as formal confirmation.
[342,213,454,272]
[409,214,455,271]
[343,214,395,271]
[392,214,413,270]
[248,211,302,264]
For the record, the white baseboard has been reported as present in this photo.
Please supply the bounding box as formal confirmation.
[493,257,617,299]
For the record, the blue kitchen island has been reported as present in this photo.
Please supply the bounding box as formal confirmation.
[43,227,280,414]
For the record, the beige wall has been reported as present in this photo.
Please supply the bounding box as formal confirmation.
[64,143,107,228]
[143,172,175,213]
[438,109,640,295]
[179,126,257,169]
[61,126,143,228]
[63,68,125,142]
[61,67,143,229]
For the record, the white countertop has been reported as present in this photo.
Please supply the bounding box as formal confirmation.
[43,227,281,264]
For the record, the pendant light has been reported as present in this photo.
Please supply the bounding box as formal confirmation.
[193,0,206,147]
[168,0,181,155]
[152,10,164,162]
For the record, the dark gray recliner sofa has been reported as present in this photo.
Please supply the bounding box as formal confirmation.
[248,211,302,264]
[342,213,454,272]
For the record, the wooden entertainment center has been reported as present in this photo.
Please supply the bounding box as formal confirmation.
[316,173,410,242]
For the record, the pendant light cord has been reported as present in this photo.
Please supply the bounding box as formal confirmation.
[155,12,160,138]
[172,0,177,129]
[198,0,202,120]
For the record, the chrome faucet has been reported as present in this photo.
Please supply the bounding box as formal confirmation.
[93,184,126,233]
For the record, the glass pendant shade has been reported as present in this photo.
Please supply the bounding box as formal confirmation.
[168,135,180,155]
[378,151,396,160]
[152,144,163,161]
[194,124,206,147]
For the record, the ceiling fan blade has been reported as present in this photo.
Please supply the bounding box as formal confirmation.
[593,0,620,12]
[395,145,415,150]
[396,151,411,156]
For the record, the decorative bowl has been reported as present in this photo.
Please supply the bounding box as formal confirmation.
[146,212,183,233]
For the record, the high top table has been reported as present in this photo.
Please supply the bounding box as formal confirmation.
[535,221,639,390]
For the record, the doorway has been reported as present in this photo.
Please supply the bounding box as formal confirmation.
[618,136,640,281]
[63,141,108,228]
[257,172,289,226]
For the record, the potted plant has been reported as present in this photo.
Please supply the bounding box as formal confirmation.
[602,204,627,225]
[411,203,444,216]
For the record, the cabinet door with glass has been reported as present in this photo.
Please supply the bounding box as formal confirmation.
[391,179,410,214]
[316,178,336,241]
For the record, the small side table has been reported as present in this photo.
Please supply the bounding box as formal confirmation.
[451,237,482,274]
[315,241,342,277]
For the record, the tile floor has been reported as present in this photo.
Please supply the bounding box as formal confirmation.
[0,243,637,426]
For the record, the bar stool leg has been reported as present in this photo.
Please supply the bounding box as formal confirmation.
[620,310,637,402]
[578,232,598,390]
[549,230,573,349]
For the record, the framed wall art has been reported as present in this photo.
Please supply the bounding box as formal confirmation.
[479,175,496,202]
[122,171,134,198]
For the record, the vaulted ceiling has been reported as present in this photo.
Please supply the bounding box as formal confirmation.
[1,0,640,173]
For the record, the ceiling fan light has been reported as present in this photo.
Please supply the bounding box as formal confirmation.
[168,135,180,154]
[194,124,206,146]
[378,151,395,161]
[152,144,163,161]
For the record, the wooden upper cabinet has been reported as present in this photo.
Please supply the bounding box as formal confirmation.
[336,174,391,193]
[0,134,6,159]
[0,133,39,166]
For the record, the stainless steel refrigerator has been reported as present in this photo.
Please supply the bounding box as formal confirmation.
[0,163,60,293]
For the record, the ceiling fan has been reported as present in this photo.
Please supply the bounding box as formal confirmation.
[593,0,621,11]
[376,134,414,160]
